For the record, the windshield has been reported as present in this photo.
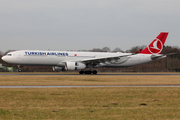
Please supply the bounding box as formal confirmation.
[6,54,12,56]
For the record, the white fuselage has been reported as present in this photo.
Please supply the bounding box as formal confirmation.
[2,50,157,68]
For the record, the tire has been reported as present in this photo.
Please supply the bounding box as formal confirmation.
[92,70,97,74]
[79,71,84,74]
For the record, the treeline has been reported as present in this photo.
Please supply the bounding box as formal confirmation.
[0,45,180,72]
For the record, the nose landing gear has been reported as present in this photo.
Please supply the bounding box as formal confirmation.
[17,65,22,72]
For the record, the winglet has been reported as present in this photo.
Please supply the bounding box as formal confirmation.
[140,32,169,54]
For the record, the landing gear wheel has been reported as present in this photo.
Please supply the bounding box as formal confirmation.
[79,71,84,74]
[17,65,22,72]
[92,70,97,74]
[79,70,98,74]
[85,70,92,74]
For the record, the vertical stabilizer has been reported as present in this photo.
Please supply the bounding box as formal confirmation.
[140,32,168,54]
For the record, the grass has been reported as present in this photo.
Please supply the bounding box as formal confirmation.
[0,87,180,119]
[0,73,180,119]
[0,73,180,86]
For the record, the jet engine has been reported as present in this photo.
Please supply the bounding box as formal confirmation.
[65,62,86,70]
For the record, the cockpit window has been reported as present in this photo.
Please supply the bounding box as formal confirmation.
[6,54,12,56]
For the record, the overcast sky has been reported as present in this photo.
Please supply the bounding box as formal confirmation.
[0,0,180,52]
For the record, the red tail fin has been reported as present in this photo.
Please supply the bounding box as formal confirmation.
[140,32,168,54]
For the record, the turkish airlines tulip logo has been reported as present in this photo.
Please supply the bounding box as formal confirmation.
[148,38,163,54]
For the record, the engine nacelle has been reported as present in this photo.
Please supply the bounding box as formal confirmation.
[52,66,63,72]
[65,62,86,70]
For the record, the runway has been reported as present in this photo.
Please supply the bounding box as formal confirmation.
[1,73,180,76]
[0,85,180,88]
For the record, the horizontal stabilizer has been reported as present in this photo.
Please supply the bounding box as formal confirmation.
[151,53,177,60]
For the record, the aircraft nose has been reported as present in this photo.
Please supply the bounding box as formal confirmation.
[1,56,6,62]
[1,56,10,63]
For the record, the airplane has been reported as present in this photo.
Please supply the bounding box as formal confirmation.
[1,32,171,74]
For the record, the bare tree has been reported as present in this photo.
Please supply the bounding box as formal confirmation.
[0,51,4,64]
[89,48,103,52]
[112,47,123,52]
[102,47,111,52]
[125,45,146,53]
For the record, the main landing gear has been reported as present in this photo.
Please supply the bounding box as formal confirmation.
[79,70,97,74]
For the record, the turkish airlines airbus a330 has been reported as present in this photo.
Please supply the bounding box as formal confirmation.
[2,32,171,74]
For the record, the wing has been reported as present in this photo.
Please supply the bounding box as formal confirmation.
[79,53,132,65]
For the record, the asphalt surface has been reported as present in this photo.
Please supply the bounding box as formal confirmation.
[0,73,180,76]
